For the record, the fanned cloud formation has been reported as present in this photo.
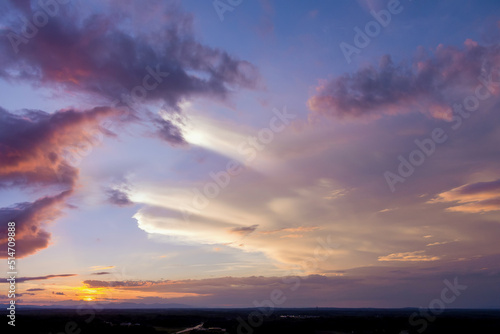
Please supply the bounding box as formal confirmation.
[1,0,500,309]
[0,0,259,258]
[308,41,500,119]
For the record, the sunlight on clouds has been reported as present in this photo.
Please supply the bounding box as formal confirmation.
[158,102,291,174]
[72,285,113,302]
[75,282,209,301]
[89,265,115,271]
[426,240,458,247]
[378,250,440,262]
[159,102,249,163]
[128,176,345,273]
[129,184,272,230]
[429,178,500,213]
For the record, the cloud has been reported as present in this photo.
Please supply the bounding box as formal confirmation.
[0,106,119,189]
[0,1,259,113]
[378,250,440,262]
[426,240,457,247]
[230,224,258,236]
[0,190,72,258]
[90,265,115,271]
[52,291,65,295]
[131,178,343,269]
[79,256,500,308]
[91,272,112,276]
[429,178,500,213]
[259,226,319,235]
[106,188,134,207]
[26,288,45,292]
[308,41,500,119]
[280,234,303,238]
[2,274,77,283]
[0,3,261,263]
[154,117,186,146]
[84,280,151,288]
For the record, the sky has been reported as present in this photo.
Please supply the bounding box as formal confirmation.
[0,0,500,309]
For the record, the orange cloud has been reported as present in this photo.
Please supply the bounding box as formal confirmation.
[378,251,440,262]
[429,178,500,213]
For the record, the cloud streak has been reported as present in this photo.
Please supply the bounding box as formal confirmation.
[79,255,500,308]
[0,0,259,114]
[1,274,77,283]
[430,178,500,213]
[378,250,440,262]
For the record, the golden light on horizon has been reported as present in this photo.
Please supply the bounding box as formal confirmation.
[73,285,110,302]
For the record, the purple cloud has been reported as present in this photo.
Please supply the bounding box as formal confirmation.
[308,41,500,119]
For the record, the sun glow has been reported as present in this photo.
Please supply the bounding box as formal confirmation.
[73,286,110,302]
[158,102,249,162]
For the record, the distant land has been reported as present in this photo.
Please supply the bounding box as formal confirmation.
[3,307,499,333]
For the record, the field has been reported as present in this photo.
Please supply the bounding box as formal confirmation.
[4,308,500,334]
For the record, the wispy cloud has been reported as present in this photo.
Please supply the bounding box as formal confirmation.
[378,251,440,262]
[90,266,116,271]
[429,178,500,213]
[1,274,77,283]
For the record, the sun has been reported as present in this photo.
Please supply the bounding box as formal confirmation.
[73,285,109,302]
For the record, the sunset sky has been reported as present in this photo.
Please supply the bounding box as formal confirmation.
[1,0,500,308]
